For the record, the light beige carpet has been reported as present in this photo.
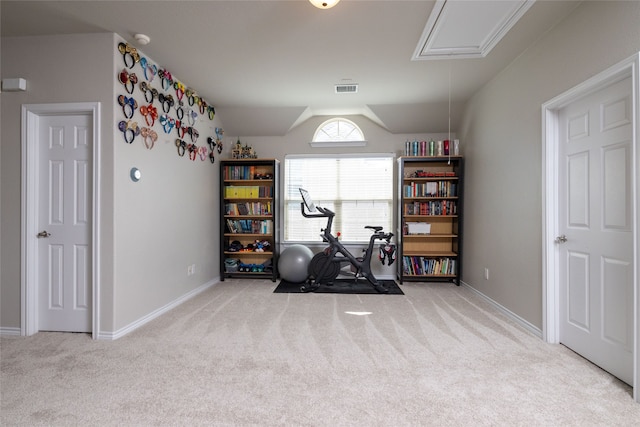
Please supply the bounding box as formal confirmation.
[1,279,639,425]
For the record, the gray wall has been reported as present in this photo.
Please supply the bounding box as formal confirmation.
[1,33,116,332]
[2,0,638,337]
[458,0,640,329]
[233,118,454,279]
[1,33,222,336]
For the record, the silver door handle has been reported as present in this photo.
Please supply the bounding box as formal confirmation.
[37,230,51,238]
[555,234,567,243]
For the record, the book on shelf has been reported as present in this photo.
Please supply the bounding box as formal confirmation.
[224,185,273,199]
[403,181,457,198]
[226,219,273,234]
[225,201,272,216]
[223,165,258,180]
[402,256,457,276]
[404,200,457,216]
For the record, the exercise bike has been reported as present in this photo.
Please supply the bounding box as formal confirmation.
[299,188,394,293]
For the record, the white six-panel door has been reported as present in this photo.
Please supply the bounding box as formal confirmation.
[37,114,92,332]
[558,76,633,385]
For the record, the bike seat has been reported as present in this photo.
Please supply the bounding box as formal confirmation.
[365,225,383,233]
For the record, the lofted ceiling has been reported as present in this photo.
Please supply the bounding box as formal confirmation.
[0,0,580,137]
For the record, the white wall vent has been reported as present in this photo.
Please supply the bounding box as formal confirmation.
[335,84,358,94]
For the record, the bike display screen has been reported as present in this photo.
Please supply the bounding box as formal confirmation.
[299,188,316,212]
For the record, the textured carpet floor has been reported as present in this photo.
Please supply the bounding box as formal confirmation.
[274,278,404,294]
[1,279,639,425]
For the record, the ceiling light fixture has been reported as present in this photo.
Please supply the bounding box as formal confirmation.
[309,0,340,9]
[134,33,151,45]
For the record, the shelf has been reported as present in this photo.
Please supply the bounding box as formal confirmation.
[224,251,274,256]
[404,274,457,278]
[224,179,274,184]
[403,177,459,181]
[224,215,273,219]
[224,233,272,238]
[403,251,458,257]
[404,215,458,219]
[404,197,457,201]
[223,197,273,201]
[221,159,279,282]
[398,156,463,285]
[403,234,458,238]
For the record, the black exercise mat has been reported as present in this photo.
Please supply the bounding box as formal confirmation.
[274,279,403,294]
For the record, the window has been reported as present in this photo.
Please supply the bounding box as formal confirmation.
[309,118,367,148]
[284,154,394,244]
[313,118,364,142]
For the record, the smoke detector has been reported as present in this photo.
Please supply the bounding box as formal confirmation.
[134,33,151,45]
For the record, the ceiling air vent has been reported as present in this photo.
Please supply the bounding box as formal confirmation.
[335,83,358,94]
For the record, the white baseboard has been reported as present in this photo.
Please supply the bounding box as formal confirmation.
[0,327,21,337]
[97,278,220,340]
[460,281,542,339]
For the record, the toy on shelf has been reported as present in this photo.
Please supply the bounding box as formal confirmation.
[231,139,257,159]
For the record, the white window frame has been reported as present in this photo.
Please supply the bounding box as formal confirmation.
[283,153,395,245]
[309,118,368,148]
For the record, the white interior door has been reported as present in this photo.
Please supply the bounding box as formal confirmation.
[37,113,92,332]
[557,76,633,385]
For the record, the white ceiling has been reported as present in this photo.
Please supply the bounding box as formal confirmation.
[0,0,580,137]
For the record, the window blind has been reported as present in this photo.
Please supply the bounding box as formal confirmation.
[284,154,394,243]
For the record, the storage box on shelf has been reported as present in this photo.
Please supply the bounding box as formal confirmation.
[397,156,463,284]
[220,159,279,281]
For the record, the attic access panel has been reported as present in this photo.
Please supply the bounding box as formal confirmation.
[413,0,535,60]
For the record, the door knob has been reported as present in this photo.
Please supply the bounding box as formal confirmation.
[37,230,51,238]
[555,234,567,243]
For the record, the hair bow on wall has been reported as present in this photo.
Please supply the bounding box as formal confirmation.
[118,95,138,119]
[118,69,138,94]
[118,120,141,144]
[118,42,140,69]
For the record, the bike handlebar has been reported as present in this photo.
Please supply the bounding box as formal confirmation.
[300,202,334,218]
[300,202,392,240]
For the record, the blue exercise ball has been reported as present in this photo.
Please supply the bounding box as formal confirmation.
[278,245,313,283]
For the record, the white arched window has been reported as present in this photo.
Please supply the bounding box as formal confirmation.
[284,118,392,244]
[310,118,366,147]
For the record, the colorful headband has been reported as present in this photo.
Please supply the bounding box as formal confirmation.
[175,104,184,121]
[215,127,224,153]
[118,42,140,69]
[140,127,158,150]
[139,82,159,104]
[174,81,185,102]
[118,69,138,94]
[140,104,158,127]
[117,95,137,119]
[186,88,197,106]
[139,57,157,82]
[158,69,173,91]
[175,139,187,157]
[176,123,187,139]
[187,143,198,161]
[198,98,207,115]
[118,120,141,144]
[160,114,175,134]
[187,126,199,143]
[186,108,198,126]
[198,146,208,161]
[207,137,216,151]
[159,93,175,113]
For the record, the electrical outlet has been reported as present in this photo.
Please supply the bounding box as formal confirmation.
[187,265,192,276]
[484,268,489,280]
[191,264,196,275]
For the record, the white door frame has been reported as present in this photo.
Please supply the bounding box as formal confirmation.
[21,102,102,339]
[542,53,640,402]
